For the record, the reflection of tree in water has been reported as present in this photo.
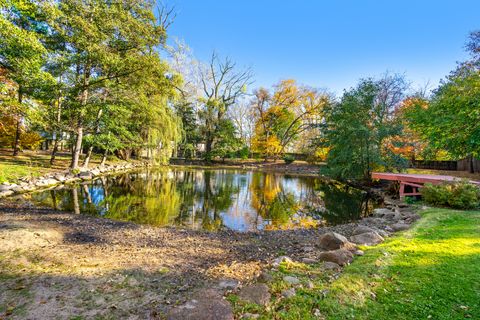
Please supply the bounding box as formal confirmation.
[315,181,373,225]
[250,172,299,229]
[103,171,182,226]
[28,169,370,230]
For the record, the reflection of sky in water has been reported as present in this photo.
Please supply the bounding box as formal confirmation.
[29,169,372,232]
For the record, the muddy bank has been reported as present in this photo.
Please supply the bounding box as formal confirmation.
[0,198,417,319]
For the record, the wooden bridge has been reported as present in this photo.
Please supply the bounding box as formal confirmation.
[372,172,480,199]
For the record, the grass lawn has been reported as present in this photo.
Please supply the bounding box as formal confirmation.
[230,208,480,319]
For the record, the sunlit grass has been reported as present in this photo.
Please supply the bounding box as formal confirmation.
[233,208,480,319]
[318,208,480,319]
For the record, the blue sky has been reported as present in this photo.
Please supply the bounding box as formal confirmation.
[165,0,479,95]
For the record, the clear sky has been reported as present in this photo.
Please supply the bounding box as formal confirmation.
[165,0,480,95]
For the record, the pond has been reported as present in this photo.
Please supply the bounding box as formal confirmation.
[25,169,376,232]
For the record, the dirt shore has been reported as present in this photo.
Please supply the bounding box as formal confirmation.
[0,199,362,319]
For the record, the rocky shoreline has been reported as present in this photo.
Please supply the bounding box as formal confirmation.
[166,199,421,319]
[0,196,421,319]
[0,161,149,198]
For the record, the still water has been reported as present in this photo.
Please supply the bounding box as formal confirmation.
[27,169,375,232]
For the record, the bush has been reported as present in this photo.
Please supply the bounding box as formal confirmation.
[237,146,250,159]
[283,154,295,164]
[421,181,480,209]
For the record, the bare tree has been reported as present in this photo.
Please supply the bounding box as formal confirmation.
[227,97,255,146]
[199,52,253,155]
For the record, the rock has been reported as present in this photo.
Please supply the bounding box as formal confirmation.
[0,184,12,192]
[302,246,315,252]
[44,178,58,186]
[257,272,273,283]
[54,174,67,182]
[301,257,317,264]
[241,313,259,319]
[322,261,341,270]
[238,284,271,306]
[318,249,354,266]
[352,225,376,235]
[372,208,393,217]
[0,190,14,198]
[281,288,296,298]
[403,212,421,223]
[217,279,240,291]
[78,171,93,180]
[391,222,410,232]
[375,229,389,237]
[283,276,300,285]
[306,281,315,289]
[272,256,293,267]
[318,232,356,251]
[354,249,364,256]
[350,232,384,246]
[167,289,234,320]
[383,211,402,222]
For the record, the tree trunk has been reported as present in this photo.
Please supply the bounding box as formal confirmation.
[83,146,94,168]
[13,89,23,156]
[50,134,60,165]
[100,150,108,166]
[50,93,63,165]
[469,154,475,174]
[71,125,83,169]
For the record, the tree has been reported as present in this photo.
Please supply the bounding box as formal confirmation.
[0,0,52,155]
[404,31,480,172]
[210,119,242,161]
[251,80,329,159]
[198,52,252,159]
[322,74,409,180]
[45,0,173,169]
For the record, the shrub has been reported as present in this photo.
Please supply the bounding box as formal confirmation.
[237,146,250,159]
[283,154,295,164]
[421,181,480,209]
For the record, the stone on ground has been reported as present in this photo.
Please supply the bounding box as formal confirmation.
[318,248,354,266]
[167,289,233,320]
[281,288,296,298]
[283,275,300,285]
[318,232,356,251]
[352,225,376,235]
[391,222,410,231]
[217,279,240,291]
[350,231,384,246]
[322,261,341,270]
[238,284,271,306]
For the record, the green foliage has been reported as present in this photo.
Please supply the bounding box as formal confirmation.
[209,119,242,160]
[322,75,408,180]
[404,31,480,161]
[421,182,480,209]
[283,154,295,164]
[237,146,250,159]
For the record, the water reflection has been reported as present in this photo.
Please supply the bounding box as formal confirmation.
[27,169,375,232]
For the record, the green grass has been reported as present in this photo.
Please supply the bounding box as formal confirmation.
[0,148,124,183]
[0,162,46,183]
[231,208,480,319]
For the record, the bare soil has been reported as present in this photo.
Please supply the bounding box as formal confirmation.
[0,199,359,319]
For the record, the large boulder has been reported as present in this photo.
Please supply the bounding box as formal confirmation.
[167,289,233,320]
[352,225,376,235]
[238,284,271,306]
[391,222,410,232]
[350,232,384,246]
[318,248,354,266]
[318,232,356,251]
